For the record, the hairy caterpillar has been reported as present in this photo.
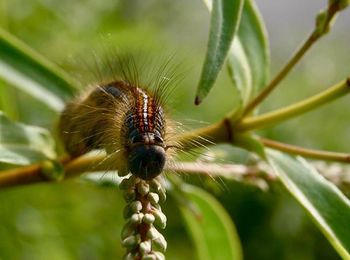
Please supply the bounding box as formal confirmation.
[58,57,178,180]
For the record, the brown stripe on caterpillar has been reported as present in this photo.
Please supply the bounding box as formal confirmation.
[58,57,180,180]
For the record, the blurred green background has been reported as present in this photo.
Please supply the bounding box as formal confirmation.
[0,0,349,259]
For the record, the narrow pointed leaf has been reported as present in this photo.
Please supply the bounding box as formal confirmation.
[268,150,350,259]
[227,0,270,113]
[227,38,252,108]
[179,184,242,260]
[0,28,78,111]
[196,0,244,105]
[0,111,56,166]
[237,0,269,94]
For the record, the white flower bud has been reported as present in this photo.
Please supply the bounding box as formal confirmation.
[137,181,150,196]
[148,179,166,202]
[130,213,144,224]
[158,189,166,203]
[139,240,152,254]
[153,209,167,229]
[143,213,155,224]
[153,234,167,252]
[147,192,160,205]
[153,252,165,260]
[122,234,140,249]
[130,200,143,213]
[147,226,161,240]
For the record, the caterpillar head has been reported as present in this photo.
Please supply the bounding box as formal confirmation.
[127,139,166,180]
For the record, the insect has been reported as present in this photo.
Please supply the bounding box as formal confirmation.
[58,58,178,180]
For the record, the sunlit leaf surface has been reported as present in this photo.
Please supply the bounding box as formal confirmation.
[196,0,244,105]
[268,150,350,259]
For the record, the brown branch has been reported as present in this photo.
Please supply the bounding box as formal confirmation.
[2,151,350,194]
[0,153,95,188]
[0,149,271,188]
[177,119,231,150]
[0,155,73,187]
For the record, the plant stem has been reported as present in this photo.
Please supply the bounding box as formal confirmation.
[0,155,76,187]
[177,118,232,150]
[260,137,350,163]
[242,32,318,116]
[1,136,350,188]
[171,161,272,179]
[237,78,350,131]
[241,3,341,116]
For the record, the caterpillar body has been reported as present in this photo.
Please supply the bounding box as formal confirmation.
[59,77,175,180]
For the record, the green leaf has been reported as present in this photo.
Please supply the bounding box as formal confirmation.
[0,111,56,166]
[179,184,242,260]
[227,0,270,112]
[237,0,269,94]
[268,150,350,259]
[195,0,244,105]
[0,28,78,111]
[227,38,252,109]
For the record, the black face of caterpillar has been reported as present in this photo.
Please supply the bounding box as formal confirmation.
[126,131,166,180]
[128,144,166,180]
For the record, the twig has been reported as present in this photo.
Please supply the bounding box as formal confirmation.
[0,155,80,187]
[241,2,342,116]
[260,137,350,163]
[1,151,350,193]
[168,161,270,179]
[237,78,350,131]
[177,119,232,150]
[0,153,270,188]
[0,155,74,186]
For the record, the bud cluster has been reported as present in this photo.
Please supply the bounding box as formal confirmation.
[119,175,167,260]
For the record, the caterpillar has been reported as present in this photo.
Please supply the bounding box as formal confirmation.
[58,58,178,180]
